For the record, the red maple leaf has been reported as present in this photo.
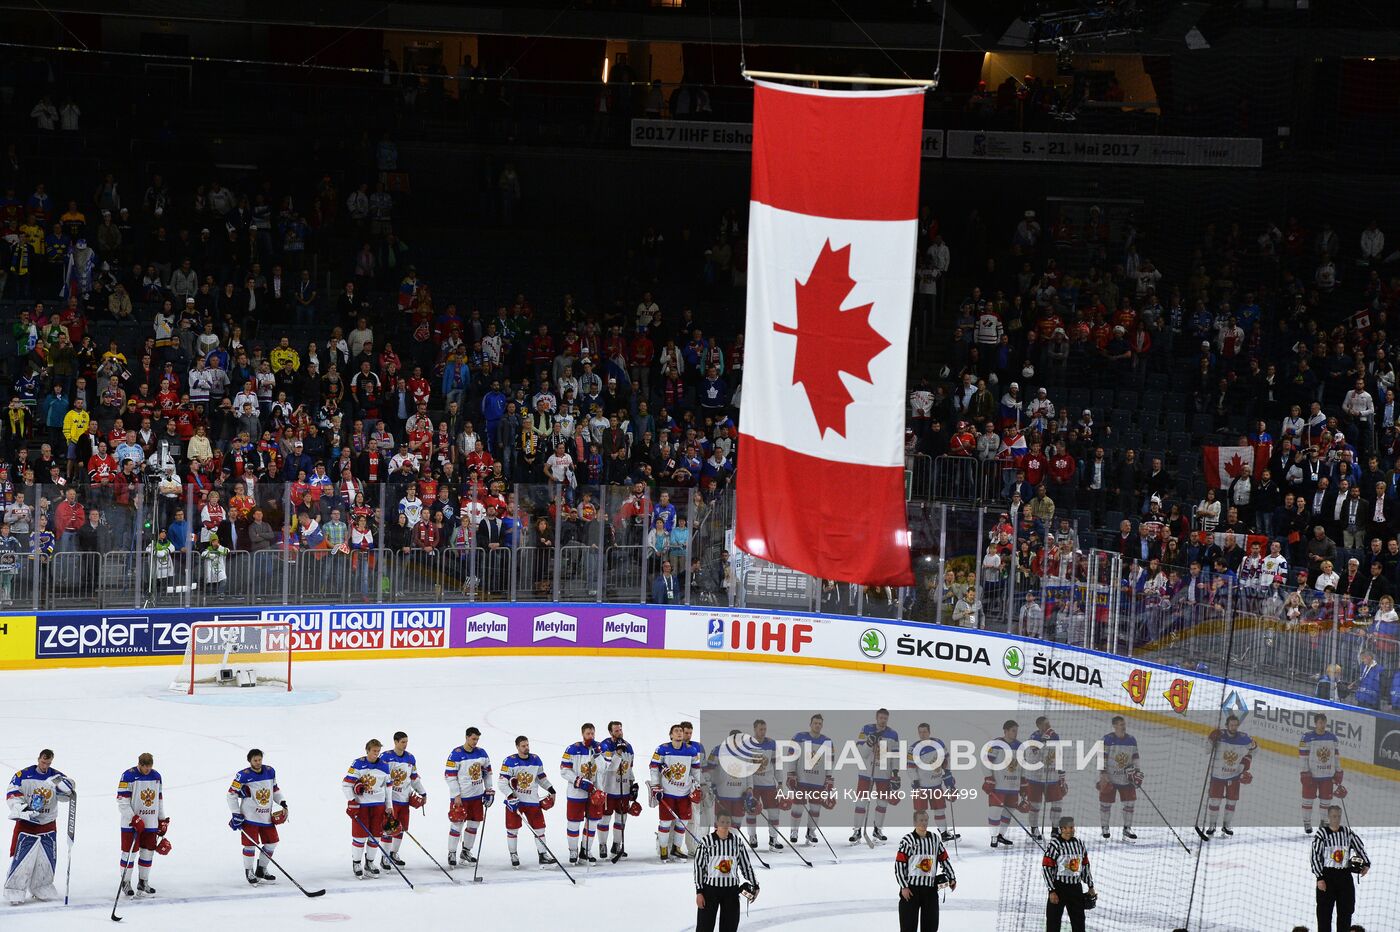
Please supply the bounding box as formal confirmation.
[1223,451,1249,479]
[774,239,890,438]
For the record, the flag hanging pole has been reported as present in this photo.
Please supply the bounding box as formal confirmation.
[742,69,935,88]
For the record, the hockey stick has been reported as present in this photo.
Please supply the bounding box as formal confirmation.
[947,793,961,858]
[111,831,141,922]
[1134,779,1192,854]
[757,809,812,867]
[730,816,772,870]
[63,781,76,906]
[401,810,457,883]
[1004,806,1050,854]
[534,831,576,885]
[471,798,491,883]
[352,814,414,889]
[252,842,326,897]
[812,820,841,864]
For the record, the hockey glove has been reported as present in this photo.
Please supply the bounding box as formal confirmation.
[484,790,496,808]
[1333,771,1345,787]
[648,784,661,808]
[1017,796,1033,814]
[622,799,639,817]
[157,817,170,836]
[589,788,607,810]
[1334,785,1348,798]
[1208,729,1222,744]
[575,777,594,793]
[690,787,705,804]
[943,774,957,791]
[541,790,557,811]
[777,795,792,812]
[504,795,520,813]
[982,776,996,796]
[865,731,880,748]
[448,800,468,823]
[786,774,797,791]
[272,803,288,825]
[822,792,837,811]
[888,773,902,792]
[345,800,361,817]
[628,783,639,802]
[129,816,146,833]
[352,780,368,796]
[409,794,426,809]
[1240,771,1253,785]
[743,792,759,814]
[384,811,401,835]
[1130,770,1145,787]
[228,814,246,831]
[155,838,172,856]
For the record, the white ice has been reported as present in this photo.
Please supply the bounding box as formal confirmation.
[1,655,1392,931]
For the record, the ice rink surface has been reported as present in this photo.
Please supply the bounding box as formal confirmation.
[2,655,1394,930]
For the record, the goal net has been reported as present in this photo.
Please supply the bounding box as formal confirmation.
[170,621,292,694]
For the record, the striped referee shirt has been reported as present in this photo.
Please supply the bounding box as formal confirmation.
[1311,825,1371,877]
[1041,836,1094,889]
[895,830,954,888]
[693,832,758,891]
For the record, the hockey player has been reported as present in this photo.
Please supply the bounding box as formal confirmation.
[1300,712,1345,835]
[1098,715,1141,840]
[650,723,703,862]
[499,735,558,868]
[1203,714,1256,837]
[445,727,493,867]
[711,729,755,836]
[343,738,392,878]
[380,731,427,870]
[985,719,1028,848]
[597,720,639,861]
[788,714,834,846]
[5,749,75,906]
[116,752,169,897]
[226,748,287,886]
[682,721,710,854]
[560,723,605,865]
[744,719,784,851]
[909,721,959,843]
[852,708,899,844]
[1025,716,1067,841]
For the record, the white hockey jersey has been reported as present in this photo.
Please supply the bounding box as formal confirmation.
[650,741,702,799]
[857,723,899,779]
[598,737,636,798]
[445,746,492,800]
[560,740,601,801]
[987,738,1024,793]
[1025,728,1064,785]
[790,731,833,787]
[382,750,426,803]
[499,754,554,805]
[226,764,284,826]
[1209,731,1256,782]
[116,767,165,825]
[341,756,392,807]
[1299,730,1342,780]
[6,765,74,826]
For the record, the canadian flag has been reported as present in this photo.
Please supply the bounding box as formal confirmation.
[1202,445,1257,488]
[736,81,920,586]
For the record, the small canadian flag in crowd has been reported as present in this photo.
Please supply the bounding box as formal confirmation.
[736,80,921,586]
[1202,443,1271,488]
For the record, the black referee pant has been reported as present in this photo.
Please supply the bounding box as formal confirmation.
[1046,881,1086,932]
[898,885,939,931]
[1316,868,1355,932]
[696,884,742,932]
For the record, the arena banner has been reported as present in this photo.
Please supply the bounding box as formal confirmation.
[737,81,919,586]
[0,614,36,663]
[944,130,1263,168]
[448,604,664,650]
[630,117,944,158]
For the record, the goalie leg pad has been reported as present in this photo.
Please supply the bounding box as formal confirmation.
[5,829,57,905]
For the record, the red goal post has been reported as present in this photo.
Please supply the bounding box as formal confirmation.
[171,621,293,694]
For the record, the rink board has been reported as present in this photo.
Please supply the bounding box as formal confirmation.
[1,601,1397,777]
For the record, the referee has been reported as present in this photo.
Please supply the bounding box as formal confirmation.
[694,812,759,932]
[896,809,956,931]
[1042,816,1096,932]
[1312,804,1371,932]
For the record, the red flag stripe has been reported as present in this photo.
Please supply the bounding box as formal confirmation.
[750,82,924,223]
[736,435,913,586]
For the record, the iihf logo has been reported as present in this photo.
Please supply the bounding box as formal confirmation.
[707,618,725,650]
